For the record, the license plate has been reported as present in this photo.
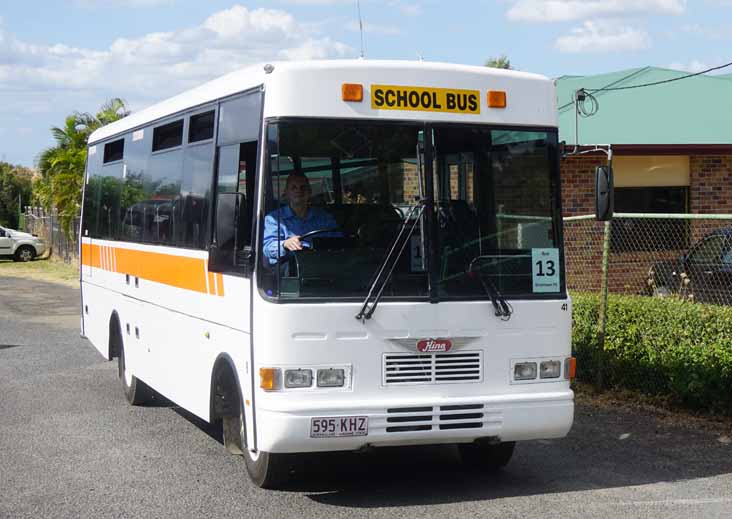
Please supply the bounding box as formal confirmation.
[310,416,368,438]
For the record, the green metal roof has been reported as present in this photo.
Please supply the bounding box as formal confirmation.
[556,67,732,146]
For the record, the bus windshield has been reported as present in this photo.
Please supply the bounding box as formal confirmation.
[259,119,562,302]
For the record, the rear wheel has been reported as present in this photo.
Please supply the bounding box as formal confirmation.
[117,335,153,405]
[459,441,515,471]
[14,245,35,262]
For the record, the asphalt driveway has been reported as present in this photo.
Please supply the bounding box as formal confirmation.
[1,275,731,519]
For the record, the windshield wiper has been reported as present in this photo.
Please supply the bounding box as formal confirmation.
[438,202,512,321]
[467,257,513,321]
[355,199,427,322]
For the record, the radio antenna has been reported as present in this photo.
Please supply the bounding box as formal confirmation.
[357,0,366,58]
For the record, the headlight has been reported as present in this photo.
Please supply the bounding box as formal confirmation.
[284,369,313,388]
[540,360,561,379]
[317,368,345,387]
[514,362,537,381]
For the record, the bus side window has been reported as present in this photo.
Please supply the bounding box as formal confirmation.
[211,141,257,272]
[210,91,262,274]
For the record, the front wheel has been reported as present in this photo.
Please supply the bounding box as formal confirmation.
[14,245,35,262]
[458,441,515,471]
[243,448,294,489]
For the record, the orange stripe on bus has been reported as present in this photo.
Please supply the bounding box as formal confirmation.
[81,243,222,296]
[208,271,216,295]
[216,273,225,297]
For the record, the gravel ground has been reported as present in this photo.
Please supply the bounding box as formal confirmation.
[1,276,731,519]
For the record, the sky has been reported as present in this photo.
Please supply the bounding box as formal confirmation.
[1,0,731,167]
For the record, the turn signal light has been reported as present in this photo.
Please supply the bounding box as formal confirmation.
[565,357,577,380]
[487,90,507,108]
[342,83,364,102]
[260,367,280,390]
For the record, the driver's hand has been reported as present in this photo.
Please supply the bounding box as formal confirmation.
[283,235,303,251]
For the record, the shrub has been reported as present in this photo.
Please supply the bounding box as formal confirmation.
[572,293,732,413]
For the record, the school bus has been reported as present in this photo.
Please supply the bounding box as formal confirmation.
[80,60,574,488]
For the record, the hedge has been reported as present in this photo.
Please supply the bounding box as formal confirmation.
[572,293,732,413]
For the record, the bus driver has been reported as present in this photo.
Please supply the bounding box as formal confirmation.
[263,173,340,265]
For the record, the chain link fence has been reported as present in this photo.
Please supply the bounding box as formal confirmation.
[564,213,732,406]
[23,207,80,264]
[565,213,732,304]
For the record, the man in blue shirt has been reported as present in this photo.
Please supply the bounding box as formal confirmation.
[263,173,340,265]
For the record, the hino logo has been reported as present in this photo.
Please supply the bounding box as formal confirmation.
[416,338,452,353]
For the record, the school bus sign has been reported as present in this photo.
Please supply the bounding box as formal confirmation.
[371,85,481,115]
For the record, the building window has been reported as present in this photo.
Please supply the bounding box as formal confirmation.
[152,120,184,151]
[611,186,689,252]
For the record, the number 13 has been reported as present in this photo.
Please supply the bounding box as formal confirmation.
[536,260,556,277]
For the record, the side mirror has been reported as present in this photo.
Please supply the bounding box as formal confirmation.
[595,165,614,221]
[209,192,252,273]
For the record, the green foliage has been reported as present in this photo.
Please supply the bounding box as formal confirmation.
[572,293,732,413]
[0,162,33,229]
[37,98,129,236]
[485,55,512,69]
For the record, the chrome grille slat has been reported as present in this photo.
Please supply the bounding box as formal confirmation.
[383,351,483,385]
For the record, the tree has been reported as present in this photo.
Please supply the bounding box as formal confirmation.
[0,162,33,229]
[37,98,130,235]
[485,55,512,69]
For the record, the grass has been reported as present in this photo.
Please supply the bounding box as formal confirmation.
[0,257,79,288]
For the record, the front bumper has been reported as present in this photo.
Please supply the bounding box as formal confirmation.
[255,390,574,453]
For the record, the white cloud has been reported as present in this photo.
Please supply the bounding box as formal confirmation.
[345,21,400,35]
[680,23,729,40]
[507,0,685,23]
[668,60,711,72]
[667,59,731,74]
[555,21,651,52]
[0,5,352,99]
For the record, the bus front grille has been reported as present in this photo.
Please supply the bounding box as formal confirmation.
[383,351,483,385]
[385,404,487,433]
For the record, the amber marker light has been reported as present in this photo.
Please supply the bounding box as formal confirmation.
[259,367,279,390]
[487,90,507,108]
[565,357,577,381]
[342,83,364,102]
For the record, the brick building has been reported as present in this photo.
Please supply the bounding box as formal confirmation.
[556,67,732,217]
[556,67,732,293]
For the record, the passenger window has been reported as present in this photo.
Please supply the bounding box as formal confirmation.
[153,120,184,151]
[189,111,215,143]
[103,139,124,163]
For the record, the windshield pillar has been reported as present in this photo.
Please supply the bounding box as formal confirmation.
[423,126,439,303]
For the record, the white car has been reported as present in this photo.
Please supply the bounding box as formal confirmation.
[0,225,47,262]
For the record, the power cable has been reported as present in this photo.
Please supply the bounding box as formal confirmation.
[586,61,732,93]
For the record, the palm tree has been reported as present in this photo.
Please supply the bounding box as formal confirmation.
[485,55,512,69]
[37,99,129,235]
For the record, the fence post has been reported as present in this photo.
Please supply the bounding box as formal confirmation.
[595,219,612,389]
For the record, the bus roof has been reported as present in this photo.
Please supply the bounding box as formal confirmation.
[89,60,557,145]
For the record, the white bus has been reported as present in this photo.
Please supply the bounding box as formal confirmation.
[80,60,575,488]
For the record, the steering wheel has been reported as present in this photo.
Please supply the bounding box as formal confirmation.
[298,227,343,241]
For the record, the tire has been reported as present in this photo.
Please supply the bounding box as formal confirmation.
[243,447,293,489]
[14,245,35,262]
[117,336,153,405]
[652,286,672,298]
[458,441,516,471]
[222,403,246,456]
